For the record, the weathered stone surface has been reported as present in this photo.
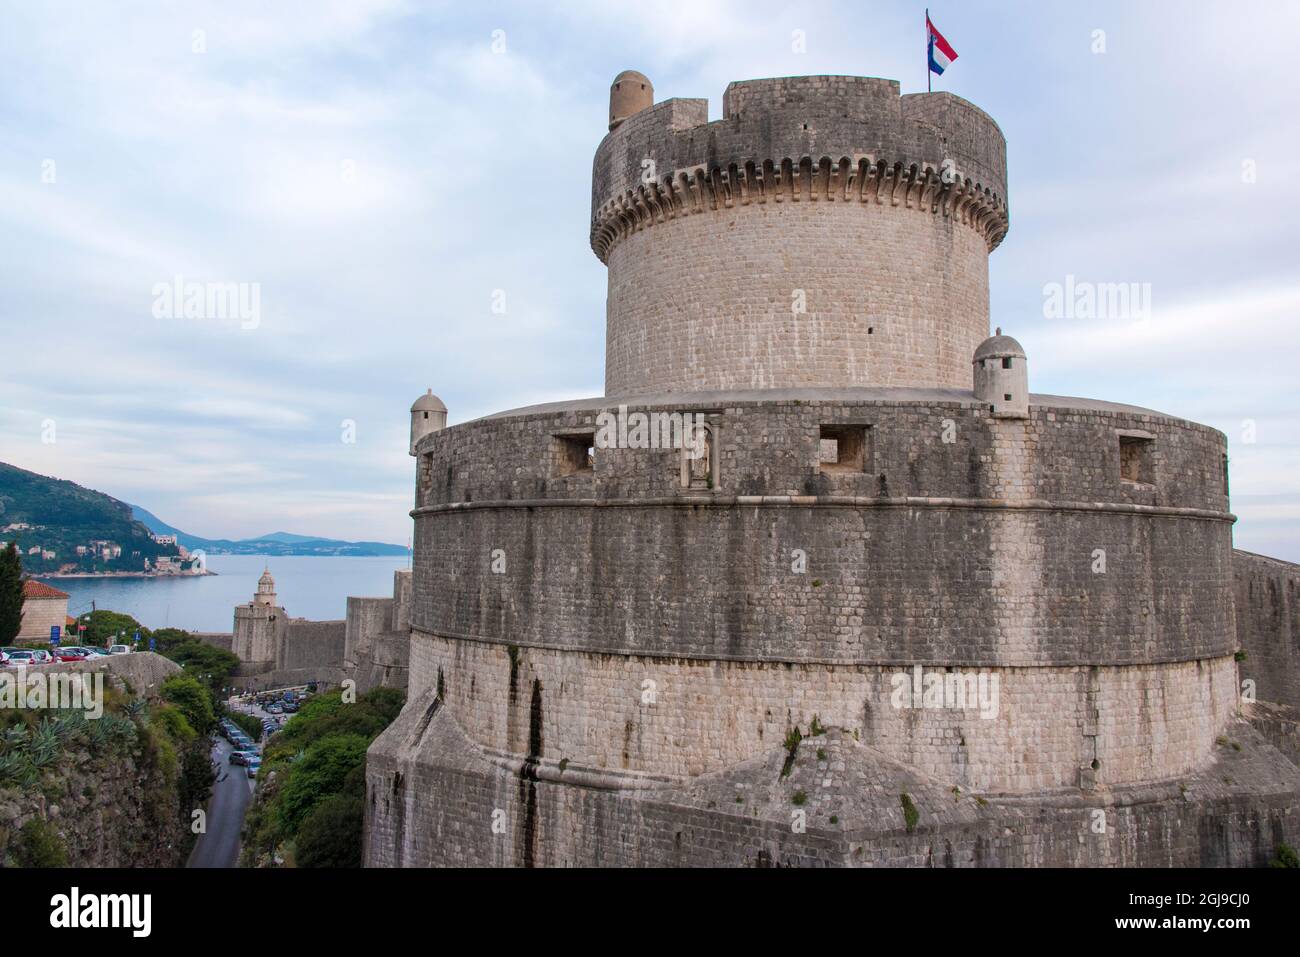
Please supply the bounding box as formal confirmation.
[363,73,1300,867]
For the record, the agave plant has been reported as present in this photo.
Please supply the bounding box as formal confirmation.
[0,752,27,786]
[104,715,138,746]
[44,714,80,744]
[86,719,112,750]
[0,727,28,755]
[30,719,60,754]
[123,699,148,718]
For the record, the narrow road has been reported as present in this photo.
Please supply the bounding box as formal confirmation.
[187,735,254,868]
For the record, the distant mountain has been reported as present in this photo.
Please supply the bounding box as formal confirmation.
[129,505,408,557]
[0,462,177,573]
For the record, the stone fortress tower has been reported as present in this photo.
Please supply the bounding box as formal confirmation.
[366,74,1300,867]
[233,568,281,665]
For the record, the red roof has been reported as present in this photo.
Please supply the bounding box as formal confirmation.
[22,580,69,600]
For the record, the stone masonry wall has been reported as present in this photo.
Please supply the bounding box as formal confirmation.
[1235,549,1300,709]
[604,201,990,395]
[411,395,1233,667]
[410,631,1237,794]
[16,596,67,642]
[278,619,346,672]
[366,691,1299,868]
[415,393,1228,511]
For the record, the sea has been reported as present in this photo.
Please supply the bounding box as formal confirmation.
[36,554,411,633]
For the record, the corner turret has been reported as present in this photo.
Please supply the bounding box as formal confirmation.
[410,389,447,455]
[973,328,1028,418]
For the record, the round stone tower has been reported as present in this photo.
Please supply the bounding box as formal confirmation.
[591,74,1009,396]
[368,74,1291,871]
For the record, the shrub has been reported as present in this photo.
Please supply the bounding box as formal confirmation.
[152,704,197,746]
[900,793,920,833]
[276,734,371,834]
[160,674,215,735]
[14,818,67,867]
[294,793,365,868]
[1269,843,1299,868]
[228,711,263,741]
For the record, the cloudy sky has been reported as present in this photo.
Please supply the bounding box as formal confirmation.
[1,0,1296,558]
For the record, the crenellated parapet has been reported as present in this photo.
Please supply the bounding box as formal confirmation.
[591,154,1008,263]
[590,77,1009,264]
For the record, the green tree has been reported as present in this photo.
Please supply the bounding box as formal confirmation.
[294,793,364,868]
[0,542,23,644]
[162,640,239,696]
[160,673,216,735]
[81,609,146,646]
[277,733,370,834]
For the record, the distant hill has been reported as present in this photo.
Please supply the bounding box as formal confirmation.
[129,504,408,557]
[0,462,177,573]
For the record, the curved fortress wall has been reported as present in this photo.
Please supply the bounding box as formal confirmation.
[406,392,1236,794]
[592,78,1008,396]
[366,73,1300,868]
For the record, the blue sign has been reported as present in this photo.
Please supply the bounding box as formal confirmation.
[149,637,156,651]
[134,630,141,644]
[50,625,61,646]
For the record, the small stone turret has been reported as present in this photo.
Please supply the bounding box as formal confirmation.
[410,389,447,455]
[254,567,277,607]
[973,328,1028,418]
[608,70,653,131]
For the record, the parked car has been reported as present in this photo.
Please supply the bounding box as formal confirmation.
[82,646,111,657]
[108,644,131,655]
[7,650,50,665]
[246,761,261,778]
[281,700,298,713]
[53,648,88,662]
[266,703,283,715]
[229,750,258,766]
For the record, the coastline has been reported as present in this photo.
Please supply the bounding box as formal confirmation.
[34,571,218,580]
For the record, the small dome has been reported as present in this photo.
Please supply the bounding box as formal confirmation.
[974,328,1026,362]
[258,568,275,586]
[612,69,652,88]
[411,389,447,413]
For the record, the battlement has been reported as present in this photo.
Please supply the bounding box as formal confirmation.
[591,74,1008,263]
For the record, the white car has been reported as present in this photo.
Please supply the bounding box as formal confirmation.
[6,649,50,665]
[108,644,132,655]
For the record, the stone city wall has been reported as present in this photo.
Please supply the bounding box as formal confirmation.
[1235,549,1300,709]
[278,619,346,672]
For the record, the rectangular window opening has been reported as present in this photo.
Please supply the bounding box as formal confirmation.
[553,433,595,477]
[1119,434,1154,485]
[819,425,871,474]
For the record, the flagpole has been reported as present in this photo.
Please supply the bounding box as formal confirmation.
[926,9,931,93]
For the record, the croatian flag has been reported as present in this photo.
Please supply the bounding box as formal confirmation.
[927,13,958,76]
